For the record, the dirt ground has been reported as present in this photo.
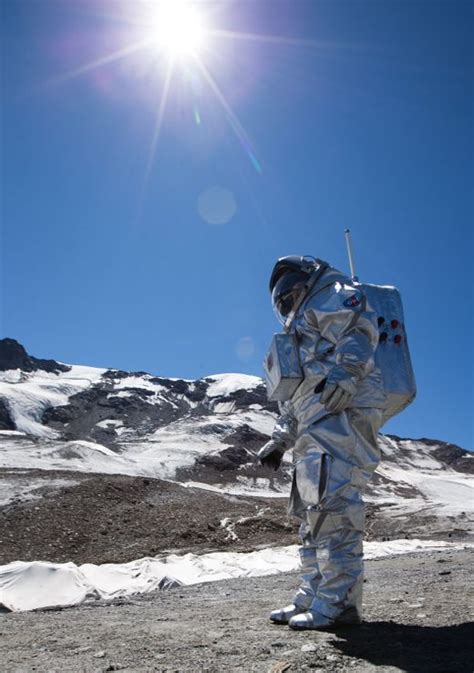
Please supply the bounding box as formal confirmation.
[2,469,469,568]
[0,470,296,565]
[1,549,473,673]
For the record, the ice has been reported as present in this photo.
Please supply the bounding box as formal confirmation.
[1,539,471,612]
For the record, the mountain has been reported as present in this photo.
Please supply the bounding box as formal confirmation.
[0,338,472,566]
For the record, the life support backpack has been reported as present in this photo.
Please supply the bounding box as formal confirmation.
[358,283,416,424]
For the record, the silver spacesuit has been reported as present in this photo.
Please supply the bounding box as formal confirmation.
[259,257,386,630]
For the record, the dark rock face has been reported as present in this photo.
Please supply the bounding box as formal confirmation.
[0,398,14,430]
[42,376,199,448]
[195,446,253,472]
[175,424,276,486]
[223,424,269,451]
[431,444,474,474]
[0,338,70,374]
[385,434,473,474]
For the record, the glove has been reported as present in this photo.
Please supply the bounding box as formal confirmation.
[257,440,284,471]
[320,382,353,414]
[320,366,358,414]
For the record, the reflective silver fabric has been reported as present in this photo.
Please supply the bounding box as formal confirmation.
[268,265,385,621]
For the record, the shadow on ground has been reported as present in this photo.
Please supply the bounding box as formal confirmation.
[332,621,474,673]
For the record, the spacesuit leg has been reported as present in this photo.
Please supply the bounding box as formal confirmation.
[289,408,382,627]
[306,489,365,620]
[291,522,322,608]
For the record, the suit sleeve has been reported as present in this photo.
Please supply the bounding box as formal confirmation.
[268,405,297,454]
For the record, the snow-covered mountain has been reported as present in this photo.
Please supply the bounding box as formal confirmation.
[0,338,472,555]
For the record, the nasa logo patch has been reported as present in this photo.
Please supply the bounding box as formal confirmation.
[343,291,363,308]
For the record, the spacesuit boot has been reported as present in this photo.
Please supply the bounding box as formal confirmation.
[288,606,362,630]
[270,545,321,624]
[270,603,307,625]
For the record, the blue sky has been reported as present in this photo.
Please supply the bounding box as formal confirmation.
[2,1,472,448]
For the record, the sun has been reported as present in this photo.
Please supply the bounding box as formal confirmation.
[146,1,206,58]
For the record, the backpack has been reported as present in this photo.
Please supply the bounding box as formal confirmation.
[359,283,416,423]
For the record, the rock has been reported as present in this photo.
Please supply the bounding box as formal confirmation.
[269,662,292,673]
[0,338,70,374]
[301,643,318,653]
[0,398,15,430]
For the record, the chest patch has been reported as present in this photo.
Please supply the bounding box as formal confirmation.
[343,291,363,308]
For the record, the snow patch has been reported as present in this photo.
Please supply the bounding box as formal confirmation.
[205,374,262,398]
[213,402,236,414]
[183,476,290,498]
[0,430,27,438]
[375,465,474,517]
[112,375,168,394]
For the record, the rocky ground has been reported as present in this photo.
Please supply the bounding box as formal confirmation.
[1,549,473,673]
[0,469,297,565]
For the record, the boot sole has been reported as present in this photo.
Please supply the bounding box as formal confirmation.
[289,619,362,631]
[270,613,304,625]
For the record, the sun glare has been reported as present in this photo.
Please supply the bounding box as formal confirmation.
[147,2,206,57]
[52,1,319,179]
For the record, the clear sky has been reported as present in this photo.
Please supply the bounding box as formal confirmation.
[1,1,473,448]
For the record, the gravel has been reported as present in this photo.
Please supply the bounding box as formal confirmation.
[0,470,295,565]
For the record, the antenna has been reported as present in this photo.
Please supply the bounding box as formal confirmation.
[344,228,359,282]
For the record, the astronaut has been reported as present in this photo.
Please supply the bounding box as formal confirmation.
[259,256,386,630]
